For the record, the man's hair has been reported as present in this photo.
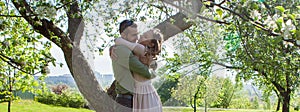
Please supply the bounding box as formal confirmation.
[119,20,137,34]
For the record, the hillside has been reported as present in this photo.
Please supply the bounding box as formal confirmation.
[35,72,114,89]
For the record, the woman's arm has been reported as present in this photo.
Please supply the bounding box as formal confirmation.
[115,38,146,56]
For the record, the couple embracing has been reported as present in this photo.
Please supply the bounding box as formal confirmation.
[110,20,163,112]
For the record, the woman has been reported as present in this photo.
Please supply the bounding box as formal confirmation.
[115,28,163,112]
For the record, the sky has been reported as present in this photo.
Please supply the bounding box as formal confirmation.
[48,35,113,76]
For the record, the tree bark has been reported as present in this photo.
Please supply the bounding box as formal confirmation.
[277,99,281,111]
[154,12,193,40]
[281,91,291,112]
[275,90,281,111]
[193,94,196,112]
[8,76,11,112]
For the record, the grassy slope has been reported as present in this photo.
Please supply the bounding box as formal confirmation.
[1,100,294,112]
[0,100,93,112]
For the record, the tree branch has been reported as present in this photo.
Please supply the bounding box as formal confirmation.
[56,1,75,10]
[0,14,35,18]
[0,53,40,75]
[215,4,281,37]
[253,67,285,93]
[67,1,84,43]
[283,38,300,48]
[213,62,241,69]
[217,0,226,6]
[162,0,229,24]
[11,0,72,48]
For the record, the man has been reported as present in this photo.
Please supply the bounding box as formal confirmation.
[111,20,155,112]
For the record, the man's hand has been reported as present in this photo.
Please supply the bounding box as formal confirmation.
[109,45,118,60]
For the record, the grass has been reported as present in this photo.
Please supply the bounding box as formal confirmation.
[0,100,93,112]
[1,100,298,112]
[163,106,299,112]
[163,107,274,112]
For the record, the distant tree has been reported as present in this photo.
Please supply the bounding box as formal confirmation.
[252,96,260,109]
[172,74,206,112]
[212,77,239,108]
[156,73,180,105]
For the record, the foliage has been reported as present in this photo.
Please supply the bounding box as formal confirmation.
[171,74,205,108]
[172,74,239,110]
[229,90,252,109]
[165,16,225,111]
[219,0,300,111]
[0,2,53,112]
[211,77,239,108]
[252,96,260,109]
[35,90,87,108]
[155,71,180,105]
[0,91,12,103]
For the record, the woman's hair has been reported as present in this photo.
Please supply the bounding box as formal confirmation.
[151,28,163,43]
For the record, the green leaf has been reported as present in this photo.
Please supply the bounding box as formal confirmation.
[59,63,63,67]
[276,17,284,26]
[251,4,259,10]
[216,9,223,17]
[203,1,211,6]
[275,6,285,13]
[288,14,295,21]
[32,81,39,86]
[297,6,300,9]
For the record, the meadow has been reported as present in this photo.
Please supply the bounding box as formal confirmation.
[1,100,293,112]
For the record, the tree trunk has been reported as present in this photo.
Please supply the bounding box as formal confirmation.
[193,95,197,112]
[7,68,12,112]
[281,91,291,112]
[8,100,11,112]
[8,76,11,112]
[66,47,115,112]
[274,90,281,111]
[204,97,208,112]
[277,98,281,111]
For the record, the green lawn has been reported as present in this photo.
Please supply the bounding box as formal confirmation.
[163,107,274,112]
[0,100,297,112]
[0,100,93,112]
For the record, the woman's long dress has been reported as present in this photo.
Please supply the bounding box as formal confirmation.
[133,74,163,112]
